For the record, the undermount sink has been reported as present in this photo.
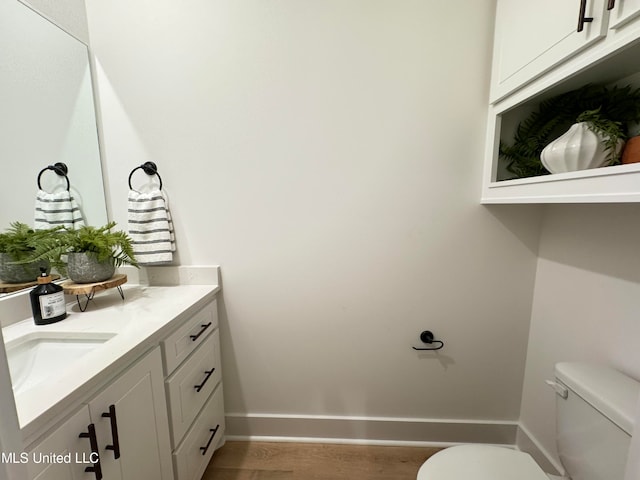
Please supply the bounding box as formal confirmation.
[5,332,115,396]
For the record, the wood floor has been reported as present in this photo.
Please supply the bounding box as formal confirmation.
[202,441,441,480]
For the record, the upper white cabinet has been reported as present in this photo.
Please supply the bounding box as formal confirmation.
[490,0,609,103]
[483,0,640,203]
[609,0,640,30]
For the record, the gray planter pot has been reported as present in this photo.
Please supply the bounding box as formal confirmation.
[0,253,49,283]
[67,252,115,284]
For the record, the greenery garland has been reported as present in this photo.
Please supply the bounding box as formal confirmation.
[499,84,640,178]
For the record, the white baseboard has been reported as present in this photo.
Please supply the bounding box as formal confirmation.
[225,413,518,447]
[516,423,565,476]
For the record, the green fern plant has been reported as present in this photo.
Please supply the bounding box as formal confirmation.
[0,222,62,262]
[500,84,640,178]
[576,108,626,165]
[21,221,138,276]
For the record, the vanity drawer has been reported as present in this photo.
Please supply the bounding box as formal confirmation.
[166,329,221,445]
[173,383,225,480]
[162,299,217,375]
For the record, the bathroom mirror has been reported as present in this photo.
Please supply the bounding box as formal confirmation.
[0,0,108,293]
[0,0,107,229]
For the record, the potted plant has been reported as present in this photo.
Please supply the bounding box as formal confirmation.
[500,84,640,178]
[24,221,138,283]
[0,222,57,283]
[540,108,627,174]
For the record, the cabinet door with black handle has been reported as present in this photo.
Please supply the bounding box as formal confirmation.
[88,347,173,480]
[27,406,94,480]
[608,0,640,29]
[491,0,608,102]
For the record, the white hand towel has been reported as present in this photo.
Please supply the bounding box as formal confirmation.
[127,189,175,265]
[34,189,85,229]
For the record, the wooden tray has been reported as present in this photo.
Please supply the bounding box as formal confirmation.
[61,273,128,295]
[0,274,61,293]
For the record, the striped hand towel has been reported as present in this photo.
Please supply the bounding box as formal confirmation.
[34,189,85,229]
[127,189,175,265]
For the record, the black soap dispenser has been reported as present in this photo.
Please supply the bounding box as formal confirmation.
[30,268,67,325]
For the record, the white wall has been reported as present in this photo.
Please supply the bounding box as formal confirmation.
[85,0,543,441]
[519,204,640,469]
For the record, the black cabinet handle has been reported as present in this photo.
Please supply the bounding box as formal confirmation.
[101,405,121,460]
[608,0,615,10]
[200,425,220,456]
[79,424,103,480]
[578,0,594,32]
[189,322,212,341]
[194,368,215,392]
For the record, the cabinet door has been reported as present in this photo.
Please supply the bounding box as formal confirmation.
[608,0,640,29]
[27,406,94,480]
[491,0,608,101]
[88,347,173,480]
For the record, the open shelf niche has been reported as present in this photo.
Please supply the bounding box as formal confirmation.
[482,41,640,203]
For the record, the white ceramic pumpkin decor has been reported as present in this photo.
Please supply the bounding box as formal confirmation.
[540,122,623,174]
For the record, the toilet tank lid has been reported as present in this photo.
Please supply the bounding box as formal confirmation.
[555,362,640,435]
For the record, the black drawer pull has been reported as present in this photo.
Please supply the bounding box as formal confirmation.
[200,425,220,455]
[190,322,212,341]
[608,0,615,10]
[194,368,215,392]
[79,423,103,480]
[578,0,594,32]
[101,405,121,459]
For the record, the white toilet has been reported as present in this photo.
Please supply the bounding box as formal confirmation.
[417,362,640,480]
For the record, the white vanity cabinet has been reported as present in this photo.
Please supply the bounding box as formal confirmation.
[11,282,223,480]
[491,0,609,102]
[608,0,640,31]
[161,299,225,480]
[26,347,173,480]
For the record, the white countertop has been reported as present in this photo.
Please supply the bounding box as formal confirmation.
[2,283,219,444]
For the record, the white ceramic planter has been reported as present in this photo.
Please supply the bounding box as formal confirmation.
[540,122,623,174]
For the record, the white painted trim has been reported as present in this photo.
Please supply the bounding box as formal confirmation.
[225,413,518,446]
[118,265,221,286]
[225,435,519,449]
[516,423,565,476]
[226,435,467,448]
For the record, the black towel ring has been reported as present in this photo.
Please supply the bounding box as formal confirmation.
[128,161,163,190]
[37,162,70,191]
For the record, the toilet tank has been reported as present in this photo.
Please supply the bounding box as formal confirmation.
[554,362,640,480]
